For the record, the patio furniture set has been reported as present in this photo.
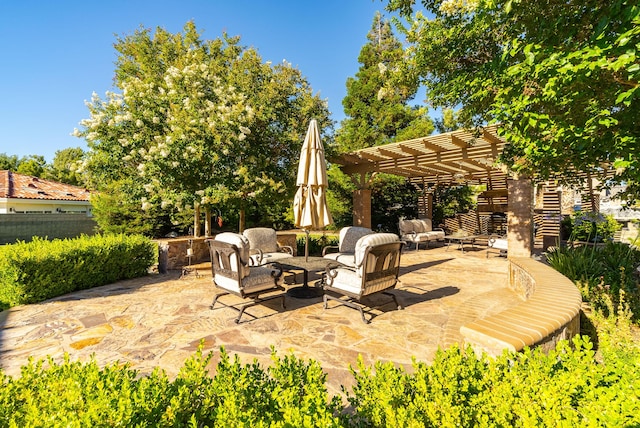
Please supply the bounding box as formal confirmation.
[398,217,508,256]
[206,227,404,324]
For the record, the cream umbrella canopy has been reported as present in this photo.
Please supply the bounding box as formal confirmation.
[293,119,333,261]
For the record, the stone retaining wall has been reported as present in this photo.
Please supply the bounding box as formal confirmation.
[155,231,300,272]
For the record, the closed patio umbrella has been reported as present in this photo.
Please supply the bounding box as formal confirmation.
[293,119,333,261]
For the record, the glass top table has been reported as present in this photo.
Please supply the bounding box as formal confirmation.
[277,256,336,299]
[444,234,482,253]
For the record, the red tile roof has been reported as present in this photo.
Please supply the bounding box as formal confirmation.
[0,170,91,201]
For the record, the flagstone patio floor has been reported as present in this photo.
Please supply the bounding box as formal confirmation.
[0,243,522,397]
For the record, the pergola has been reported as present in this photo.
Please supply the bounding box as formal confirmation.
[332,124,540,258]
[334,124,508,187]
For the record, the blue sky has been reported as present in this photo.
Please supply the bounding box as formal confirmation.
[0,0,408,162]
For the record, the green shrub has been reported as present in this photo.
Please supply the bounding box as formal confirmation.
[546,242,640,319]
[0,347,342,427]
[0,234,157,310]
[2,335,638,427]
[345,335,640,427]
[296,233,339,257]
[564,210,621,243]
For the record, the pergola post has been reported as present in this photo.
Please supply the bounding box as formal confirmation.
[507,176,534,258]
[353,189,372,228]
[351,172,375,228]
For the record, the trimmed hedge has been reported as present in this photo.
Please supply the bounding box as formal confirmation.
[0,234,157,310]
[296,234,339,257]
[0,347,343,427]
[0,332,638,427]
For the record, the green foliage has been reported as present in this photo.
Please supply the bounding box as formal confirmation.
[0,153,22,172]
[324,165,356,229]
[90,178,192,238]
[15,155,46,178]
[76,21,331,233]
[346,336,640,427]
[563,210,622,242]
[432,185,476,226]
[335,12,433,153]
[370,174,418,232]
[1,319,640,426]
[546,242,640,319]
[296,233,339,257]
[0,234,157,310]
[0,347,342,427]
[45,147,85,186]
[388,0,640,201]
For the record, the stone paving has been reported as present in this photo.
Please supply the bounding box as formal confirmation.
[0,243,520,397]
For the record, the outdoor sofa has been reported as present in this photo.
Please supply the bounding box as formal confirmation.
[398,218,445,250]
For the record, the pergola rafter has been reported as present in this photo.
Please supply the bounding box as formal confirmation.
[333,124,509,187]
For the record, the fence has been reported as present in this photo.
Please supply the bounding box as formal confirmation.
[0,213,97,244]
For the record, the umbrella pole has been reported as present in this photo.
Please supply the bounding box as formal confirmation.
[304,229,310,261]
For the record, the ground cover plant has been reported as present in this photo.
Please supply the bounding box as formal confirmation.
[0,234,156,310]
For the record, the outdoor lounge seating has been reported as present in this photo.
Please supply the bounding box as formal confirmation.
[323,233,404,323]
[322,226,374,267]
[398,218,445,250]
[487,234,508,258]
[207,232,285,323]
[243,227,294,266]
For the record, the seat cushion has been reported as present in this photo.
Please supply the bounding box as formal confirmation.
[324,252,357,267]
[339,227,373,253]
[327,268,362,295]
[243,228,279,253]
[215,265,280,294]
[492,239,508,250]
[250,251,293,266]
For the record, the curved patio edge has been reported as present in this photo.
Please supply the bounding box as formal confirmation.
[460,257,582,357]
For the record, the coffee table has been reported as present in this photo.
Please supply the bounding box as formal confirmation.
[279,256,335,299]
[445,234,481,253]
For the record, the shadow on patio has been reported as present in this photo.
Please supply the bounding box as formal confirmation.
[0,244,519,397]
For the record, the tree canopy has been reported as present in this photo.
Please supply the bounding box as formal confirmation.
[335,12,434,153]
[387,0,639,199]
[74,22,331,233]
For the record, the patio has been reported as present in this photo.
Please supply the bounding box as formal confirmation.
[0,244,520,396]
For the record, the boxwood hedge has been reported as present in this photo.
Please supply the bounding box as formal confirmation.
[0,234,157,310]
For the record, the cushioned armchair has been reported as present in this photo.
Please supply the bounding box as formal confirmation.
[322,226,373,267]
[208,232,285,323]
[323,233,404,323]
[243,227,294,266]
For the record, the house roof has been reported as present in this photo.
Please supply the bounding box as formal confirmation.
[0,170,91,202]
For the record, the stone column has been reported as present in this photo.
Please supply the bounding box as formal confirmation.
[507,177,533,258]
[353,189,372,228]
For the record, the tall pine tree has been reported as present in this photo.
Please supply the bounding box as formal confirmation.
[335,12,433,153]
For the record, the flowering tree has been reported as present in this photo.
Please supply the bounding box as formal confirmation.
[75,22,331,234]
